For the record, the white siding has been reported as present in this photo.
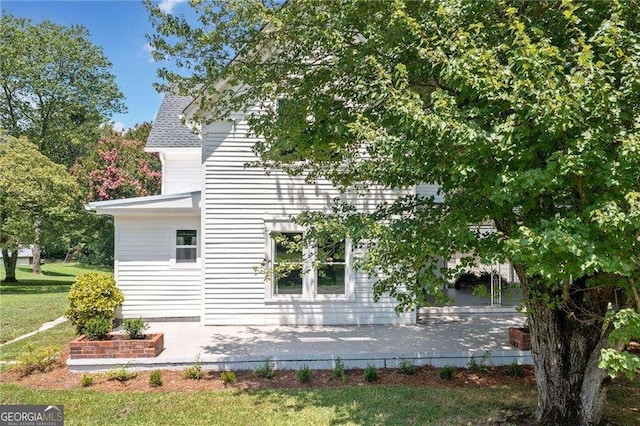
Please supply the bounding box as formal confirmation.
[115,215,201,319]
[201,115,414,325]
[161,151,202,194]
[416,183,444,202]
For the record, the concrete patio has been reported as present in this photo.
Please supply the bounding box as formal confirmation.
[68,311,532,372]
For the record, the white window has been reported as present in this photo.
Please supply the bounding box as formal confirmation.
[265,218,354,301]
[176,230,197,263]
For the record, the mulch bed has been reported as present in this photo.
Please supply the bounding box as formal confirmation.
[0,345,537,392]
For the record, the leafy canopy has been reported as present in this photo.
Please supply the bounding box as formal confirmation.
[149,0,640,307]
[0,133,80,257]
[0,14,125,166]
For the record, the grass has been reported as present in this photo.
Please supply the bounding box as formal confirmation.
[0,380,636,425]
[0,322,76,362]
[0,263,111,343]
[0,383,539,425]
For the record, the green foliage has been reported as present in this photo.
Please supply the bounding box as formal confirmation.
[106,368,137,382]
[0,14,125,167]
[83,316,112,341]
[149,370,163,387]
[363,365,379,382]
[80,373,94,388]
[148,2,640,422]
[599,309,640,379]
[332,357,347,382]
[183,365,204,380]
[0,134,81,282]
[467,351,490,374]
[14,344,58,376]
[65,273,124,335]
[220,370,236,385]
[254,358,275,379]
[297,365,312,383]
[506,361,525,378]
[399,359,416,375]
[122,318,149,340]
[438,366,455,381]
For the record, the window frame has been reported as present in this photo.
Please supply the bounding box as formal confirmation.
[172,228,199,267]
[264,217,354,302]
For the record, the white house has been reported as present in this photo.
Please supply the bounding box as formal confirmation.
[0,247,34,266]
[87,92,444,326]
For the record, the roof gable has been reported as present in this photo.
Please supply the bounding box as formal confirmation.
[146,92,201,149]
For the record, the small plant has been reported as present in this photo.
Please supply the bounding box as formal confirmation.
[122,317,149,339]
[297,364,312,383]
[506,360,525,377]
[106,368,138,382]
[80,373,94,387]
[254,357,275,379]
[438,365,455,380]
[183,364,205,380]
[220,370,236,385]
[83,316,112,340]
[65,273,124,335]
[149,370,163,387]
[15,344,58,376]
[468,351,490,373]
[363,365,379,382]
[399,359,416,375]
[332,357,347,382]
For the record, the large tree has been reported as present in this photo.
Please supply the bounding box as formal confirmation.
[147,1,640,424]
[0,133,80,282]
[0,14,125,166]
[70,123,161,266]
[0,13,125,273]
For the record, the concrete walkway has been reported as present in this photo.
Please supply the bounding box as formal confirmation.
[68,313,532,372]
[0,316,67,348]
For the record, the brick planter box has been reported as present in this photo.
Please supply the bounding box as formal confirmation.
[70,333,164,359]
[508,327,531,350]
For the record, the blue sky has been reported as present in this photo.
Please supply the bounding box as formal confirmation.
[1,0,190,131]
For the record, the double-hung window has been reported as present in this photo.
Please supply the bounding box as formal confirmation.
[266,219,353,301]
[176,230,197,263]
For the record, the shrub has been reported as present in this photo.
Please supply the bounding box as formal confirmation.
[363,365,379,382]
[220,370,236,385]
[106,368,137,382]
[122,318,149,339]
[15,344,58,376]
[438,365,455,380]
[83,316,112,340]
[399,359,416,375]
[254,357,275,379]
[183,365,204,380]
[297,365,312,383]
[66,273,124,335]
[467,352,490,374]
[332,357,346,382]
[80,374,94,388]
[149,370,163,387]
[506,361,525,377]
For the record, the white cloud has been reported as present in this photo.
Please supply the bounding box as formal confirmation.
[157,0,187,14]
[112,122,126,133]
[143,42,156,63]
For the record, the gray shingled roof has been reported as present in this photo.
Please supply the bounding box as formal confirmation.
[146,92,201,149]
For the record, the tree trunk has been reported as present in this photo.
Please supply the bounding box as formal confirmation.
[1,247,18,283]
[529,299,611,425]
[32,219,42,275]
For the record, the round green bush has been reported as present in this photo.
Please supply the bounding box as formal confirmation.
[65,273,124,335]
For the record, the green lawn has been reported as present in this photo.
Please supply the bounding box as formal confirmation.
[0,321,76,361]
[0,380,637,425]
[0,263,112,343]
[0,384,538,425]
